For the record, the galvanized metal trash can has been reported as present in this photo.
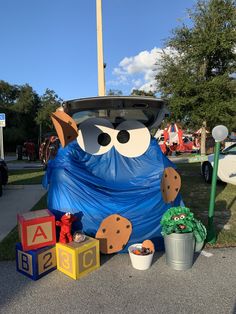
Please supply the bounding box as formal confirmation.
[164,233,195,270]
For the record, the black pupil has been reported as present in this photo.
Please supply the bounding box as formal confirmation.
[117,130,130,144]
[97,133,111,146]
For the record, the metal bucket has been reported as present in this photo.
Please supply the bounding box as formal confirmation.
[164,233,195,271]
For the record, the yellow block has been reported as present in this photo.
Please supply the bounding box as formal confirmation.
[56,236,100,280]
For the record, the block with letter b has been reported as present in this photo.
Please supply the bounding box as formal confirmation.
[18,209,56,251]
[16,243,57,280]
[56,236,100,280]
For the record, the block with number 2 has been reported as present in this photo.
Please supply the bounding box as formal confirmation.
[16,242,57,280]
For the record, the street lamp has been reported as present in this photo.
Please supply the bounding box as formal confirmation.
[207,125,228,244]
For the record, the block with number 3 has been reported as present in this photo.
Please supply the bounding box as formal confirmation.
[16,243,57,280]
[56,236,100,280]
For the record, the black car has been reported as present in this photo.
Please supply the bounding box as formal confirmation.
[0,159,8,196]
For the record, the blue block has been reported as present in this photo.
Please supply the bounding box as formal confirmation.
[16,242,57,280]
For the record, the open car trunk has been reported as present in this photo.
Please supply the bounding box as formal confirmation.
[63,96,169,130]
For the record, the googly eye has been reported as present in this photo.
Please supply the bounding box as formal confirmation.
[77,118,114,155]
[173,216,179,221]
[114,120,150,158]
[179,214,186,219]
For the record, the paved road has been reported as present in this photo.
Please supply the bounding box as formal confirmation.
[6,161,43,170]
[0,248,235,314]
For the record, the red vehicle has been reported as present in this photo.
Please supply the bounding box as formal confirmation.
[23,139,36,161]
[158,123,200,155]
[39,135,60,168]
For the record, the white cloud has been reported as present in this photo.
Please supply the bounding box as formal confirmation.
[132,79,143,87]
[109,47,176,93]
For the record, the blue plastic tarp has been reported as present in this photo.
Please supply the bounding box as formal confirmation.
[43,138,182,252]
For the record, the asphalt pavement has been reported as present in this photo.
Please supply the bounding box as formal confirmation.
[0,248,235,314]
[5,155,43,170]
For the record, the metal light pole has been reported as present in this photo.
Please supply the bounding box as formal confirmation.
[0,127,4,159]
[207,125,228,244]
[96,0,106,96]
[0,113,6,160]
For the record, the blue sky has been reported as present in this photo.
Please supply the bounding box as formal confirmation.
[0,0,196,101]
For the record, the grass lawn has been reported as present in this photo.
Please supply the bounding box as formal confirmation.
[0,163,235,261]
[177,162,236,248]
[8,169,45,185]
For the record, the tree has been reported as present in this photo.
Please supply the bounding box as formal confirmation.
[35,89,63,135]
[0,80,19,107]
[107,89,123,96]
[156,0,236,132]
[0,81,63,151]
[131,89,156,97]
[0,82,41,150]
[12,84,41,140]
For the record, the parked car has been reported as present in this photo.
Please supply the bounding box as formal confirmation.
[0,158,8,196]
[201,143,236,185]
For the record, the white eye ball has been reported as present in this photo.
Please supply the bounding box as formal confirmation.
[174,216,179,221]
[114,120,150,158]
[179,214,186,219]
[77,118,114,155]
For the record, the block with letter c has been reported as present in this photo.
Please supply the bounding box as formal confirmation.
[56,236,100,280]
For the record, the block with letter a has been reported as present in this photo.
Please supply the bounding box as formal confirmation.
[17,209,56,251]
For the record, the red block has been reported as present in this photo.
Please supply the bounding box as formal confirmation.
[18,209,56,251]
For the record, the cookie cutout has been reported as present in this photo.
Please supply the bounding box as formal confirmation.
[51,111,78,147]
[161,167,181,203]
[95,214,132,254]
[142,240,155,253]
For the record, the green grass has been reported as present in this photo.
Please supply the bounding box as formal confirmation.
[0,194,48,261]
[177,162,236,248]
[8,169,45,185]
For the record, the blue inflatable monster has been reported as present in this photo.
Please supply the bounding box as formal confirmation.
[44,110,182,253]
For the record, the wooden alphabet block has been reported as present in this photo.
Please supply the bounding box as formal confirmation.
[16,243,57,280]
[56,236,100,280]
[17,209,56,251]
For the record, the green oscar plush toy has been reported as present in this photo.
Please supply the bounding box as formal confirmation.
[161,206,206,243]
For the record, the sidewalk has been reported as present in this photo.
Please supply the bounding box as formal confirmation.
[0,156,46,241]
[0,185,46,242]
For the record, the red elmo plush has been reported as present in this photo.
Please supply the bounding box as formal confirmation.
[56,212,77,243]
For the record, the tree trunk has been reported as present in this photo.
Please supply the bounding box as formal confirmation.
[201,121,206,155]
